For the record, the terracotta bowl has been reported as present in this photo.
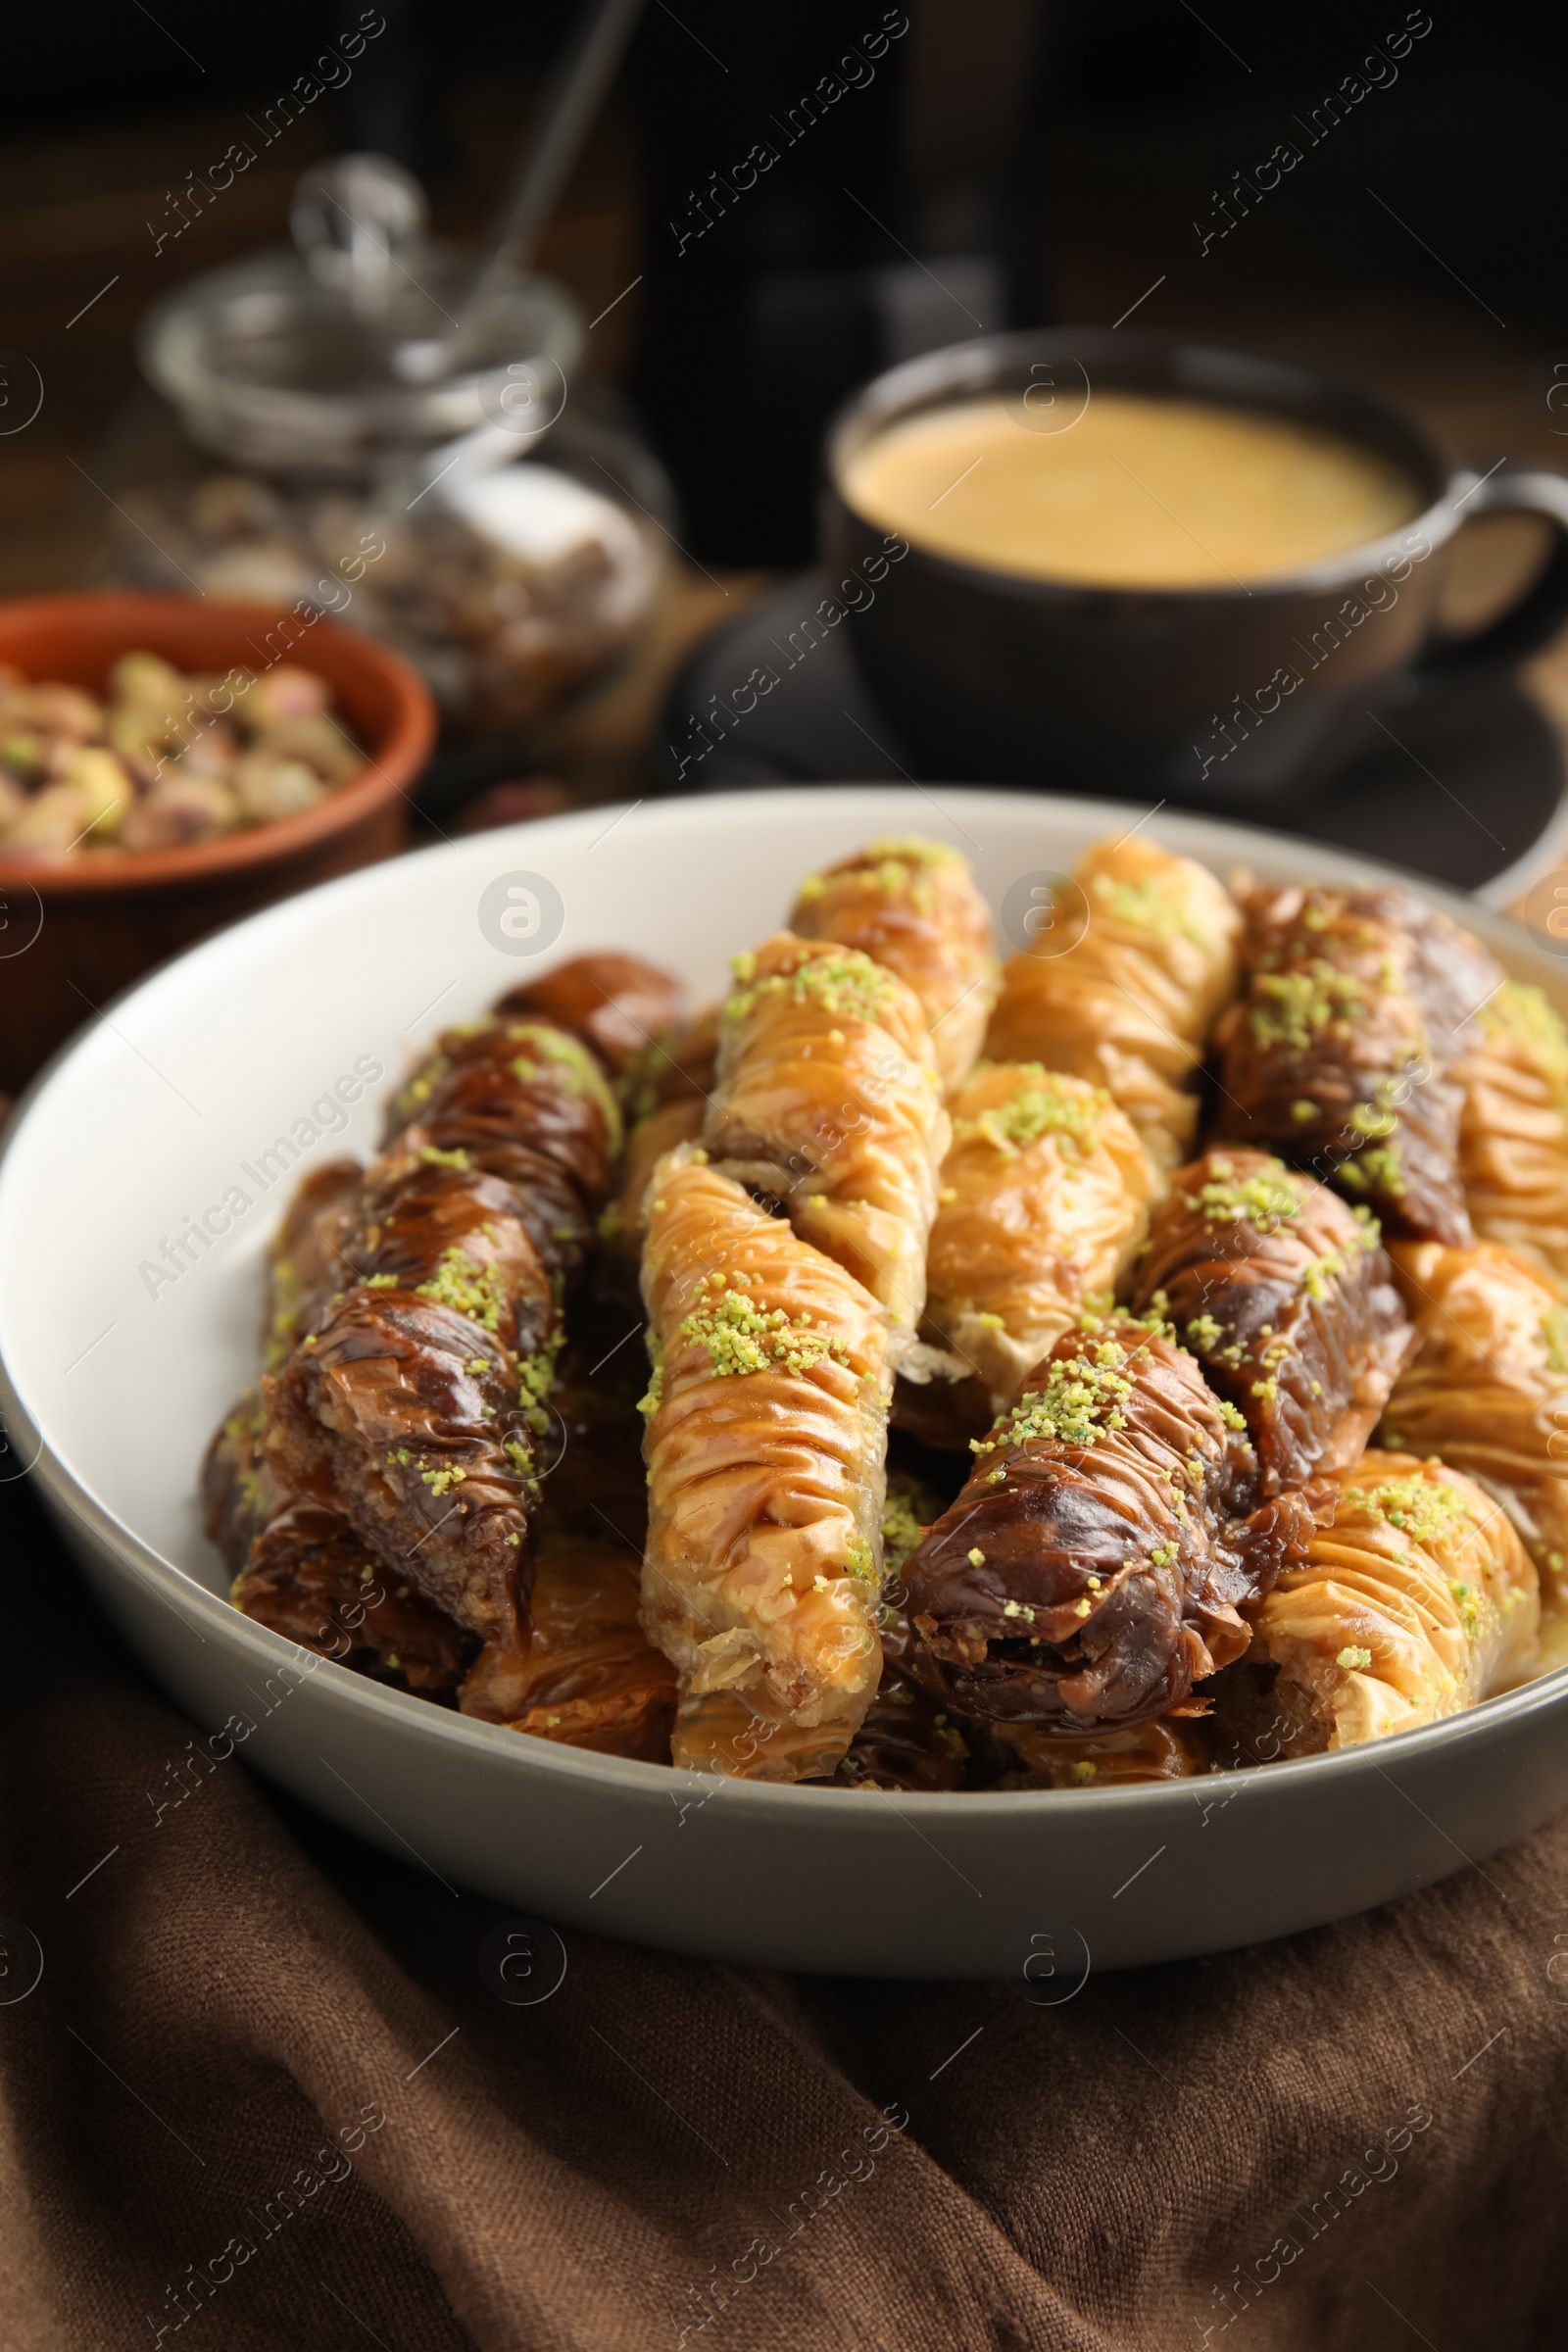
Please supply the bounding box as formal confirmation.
[0,593,436,1091]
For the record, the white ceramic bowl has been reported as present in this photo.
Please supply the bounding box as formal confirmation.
[3,786,1565,1982]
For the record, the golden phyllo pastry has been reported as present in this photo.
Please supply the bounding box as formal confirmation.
[1453,979,1568,1288]
[639,1145,896,1779]
[984,834,1241,1177]
[1382,1239,1568,1653]
[788,835,999,1092]
[1217,1450,1539,1753]
[706,932,949,1337]
[916,1064,1153,1419]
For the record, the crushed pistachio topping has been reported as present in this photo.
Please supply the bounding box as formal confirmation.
[637,1337,664,1421]
[502,1437,539,1495]
[1090,869,1207,946]
[952,1069,1108,1157]
[516,1338,563,1434]
[967,1547,986,1567]
[725,944,898,1028]
[420,1464,466,1497]
[1299,1246,1352,1301]
[1291,1099,1317,1122]
[844,1535,876,1586]
[1185,1158,1301,1232]
[1448,1578,1486,1640]
[1338,1142,1405,1200]
[1541,1305,1568,1374]
[416,1248,507,1332]
[972,1339,1136,1455]
[394,1052,451,1117]
[364,1272,399,1290]
[1483,980,1568,1103]
[1186,1313,1223,1352]
[1002,1598,1036,1623]
[1347,1098,1396,1142]
[1337,1644,1373,1672]
[880,1487,929,1574]
[680,1277,851,1379]
[417,1144,471,1171]
[1070,1760,1098,1784]
[1249,962,1366,1053]
[506,1023,622,1150]
[1348,1474,1478,1551]
[863,833,960,868]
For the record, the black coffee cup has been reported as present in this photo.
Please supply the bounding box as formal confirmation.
[820,329,1568,805]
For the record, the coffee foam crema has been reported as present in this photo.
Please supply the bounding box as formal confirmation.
[840,392,1420,591]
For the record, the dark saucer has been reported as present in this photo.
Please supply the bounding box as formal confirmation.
[661,573,1565,892]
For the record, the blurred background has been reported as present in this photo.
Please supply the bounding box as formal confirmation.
[3,0,1567,808]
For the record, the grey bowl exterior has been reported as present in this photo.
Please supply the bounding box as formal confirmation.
[2,786,1565,1978]
[26,1466,1568,1979]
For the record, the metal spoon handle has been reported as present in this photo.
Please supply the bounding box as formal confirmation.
[464,0,648,323]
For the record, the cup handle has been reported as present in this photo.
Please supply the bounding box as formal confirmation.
[1419,466,1568,673]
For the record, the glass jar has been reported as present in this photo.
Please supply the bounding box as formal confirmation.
[90,156,670,741]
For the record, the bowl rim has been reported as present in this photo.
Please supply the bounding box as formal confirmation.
[1,780,1565,1828]
[0,591,435,894]
[822,325,1468,609]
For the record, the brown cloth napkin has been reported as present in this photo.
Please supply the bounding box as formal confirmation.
[3,1470,1567,2352]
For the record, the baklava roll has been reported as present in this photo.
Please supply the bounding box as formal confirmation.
[971,1717,1206,1789]
[267,1135,564,1652]
[904,1315,1312,1732]
[788,836,999,1092]
[640,1144,896,1780]
[984,835,1242,1177]
[1453,979,1568,1289]
[261,1156,363,1371]
[385,1013,622,1290]
[1215,882,1501,1245]
[906,1064,1153,1441]
[211,1169,471,1691]
[494,952,685,1080]
[459,1543,677,1760]
[1214,1450,1539,1754]
[706,933,948,1336]
[232,1485,476,1694]
[1381,1239,1568,1648]
[208,1160,357,1557]
[1129,1148,1414,1494]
